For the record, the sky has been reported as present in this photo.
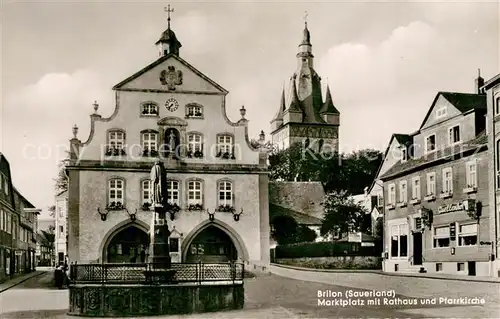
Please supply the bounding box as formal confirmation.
[1,0,499,218]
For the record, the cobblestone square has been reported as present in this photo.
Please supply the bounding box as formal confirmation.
[1,270,499,318]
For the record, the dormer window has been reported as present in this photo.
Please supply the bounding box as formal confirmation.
[141,102,158,116]
[436,106,447,118]
[186,103,203,118]
[425,134,436,154]
[448,125,460,145]
[106,130,126,156]
[400,147,407,162]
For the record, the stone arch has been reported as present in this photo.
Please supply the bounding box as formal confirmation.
[99,219,150,263]
[181,220,249,262]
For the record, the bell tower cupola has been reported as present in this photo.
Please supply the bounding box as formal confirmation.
[297,12,313,69]
[156,5,182,57]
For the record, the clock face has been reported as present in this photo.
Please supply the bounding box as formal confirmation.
[165,98,179,112]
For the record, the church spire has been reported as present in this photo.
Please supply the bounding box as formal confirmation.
[156,5,182,57]
[321,85,339,114]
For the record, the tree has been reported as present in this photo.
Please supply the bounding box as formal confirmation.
[271,215,299,245]
[54,158,70,194]
[268,143,382,195]
[373,217,384,241]
[48,205,56,218]
[296,225,317,243]
[320,190,369,239]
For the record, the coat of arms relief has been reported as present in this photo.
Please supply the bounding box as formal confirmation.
[160,66,183,90]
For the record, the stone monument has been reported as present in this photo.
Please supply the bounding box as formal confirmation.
[148,159,174,277]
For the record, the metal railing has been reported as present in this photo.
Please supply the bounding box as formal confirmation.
[69,262,244,285]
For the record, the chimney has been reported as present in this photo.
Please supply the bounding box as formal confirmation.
[475,69,485,94]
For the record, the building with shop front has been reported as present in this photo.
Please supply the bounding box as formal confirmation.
[66,16,270,268]
[0,153,40,282]
[13,188,40,274]
[55,190,68,265]
[484,73,500,277]
[380,77,493,276]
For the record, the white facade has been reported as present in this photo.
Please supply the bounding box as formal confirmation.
[55,191,67,265]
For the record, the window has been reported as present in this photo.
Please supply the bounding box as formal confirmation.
[442,167,453,194]
[457,263,465,272]
[466,160,477,188]
[167,180,180,205]
[59,226,64,237]
[108,179,124,205]
[497,139,500,188]
[436,106,447,118]
[390,224,408,258]
[217,135,233,154]
[399,181,407,203]
[412,177,421,200]
[448,125,460,144]
[436,263,443,272]
[495,97,500,116]
[141,102,158,116]
[426,172,436,196]
[186,104,203,118]
[141,180,151,205]
[218,181,233,206]
[6,213,10,234]
[142,132,158,153]
[108,131,125,149]
[458,223,477,246]
[401,148,407,162]
[377,193,383,207]
[433,225,450,248]
[187,133,203,155]
[425,135,436,153]
[187,180,202,205]
[388,183,396,205]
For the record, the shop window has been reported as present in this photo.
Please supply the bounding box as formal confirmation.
[458,223,477,246]
[433,225,450,248]
[457,263,465,272]
[390,224,408,258]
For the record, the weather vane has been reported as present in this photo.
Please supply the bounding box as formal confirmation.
[303,11,308,26]
[165,4,174,29]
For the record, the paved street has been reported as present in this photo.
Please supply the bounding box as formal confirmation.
[0,269,499,318]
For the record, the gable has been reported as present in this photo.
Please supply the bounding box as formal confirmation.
[113,54,227,94]
[420,94,466,130]
[368,135,406,193]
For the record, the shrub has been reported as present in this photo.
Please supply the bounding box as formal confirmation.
[275,241,380,259]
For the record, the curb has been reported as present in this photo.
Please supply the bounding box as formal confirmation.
[0,271,47,293]
[271,263,500,284]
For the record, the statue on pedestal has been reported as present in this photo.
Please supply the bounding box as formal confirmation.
[147,159,172,273]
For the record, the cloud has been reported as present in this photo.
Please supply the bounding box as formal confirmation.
[2,69,113,208]
[316,19,481,150]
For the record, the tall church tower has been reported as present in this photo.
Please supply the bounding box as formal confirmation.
[270,20,340,153]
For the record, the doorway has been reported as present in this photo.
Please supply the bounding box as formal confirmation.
[468,261,476,276]
[186,226,237,263]
[106,226,149,263]
[412,232,423,265]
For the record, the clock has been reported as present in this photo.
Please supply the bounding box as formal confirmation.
[165,98,179,112]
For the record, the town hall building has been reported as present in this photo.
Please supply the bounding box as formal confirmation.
[66,13,270,268]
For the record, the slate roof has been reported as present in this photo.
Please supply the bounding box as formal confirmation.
[320,86,340,114]
[380,131,487,180]
[367,133,413,193]
[269,204,322,225]
[419,92,486,129]
[269,181,325,220]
